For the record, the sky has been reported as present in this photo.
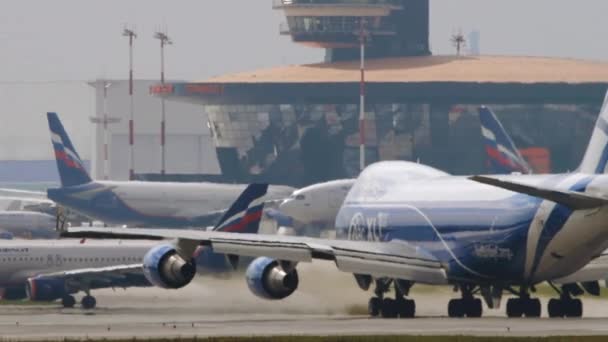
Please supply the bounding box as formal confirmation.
[1,0,608,160]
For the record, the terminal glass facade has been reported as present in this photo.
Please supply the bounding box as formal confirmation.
[204,103,598,187]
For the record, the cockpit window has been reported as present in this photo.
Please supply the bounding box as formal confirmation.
[295,194,306,200]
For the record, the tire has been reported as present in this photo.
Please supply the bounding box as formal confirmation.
[506,298,523,318]
[368,297,381,317]
[380,298,398,318]
[548,298,562,318]
[524,298,541,318]
[466,298,483,318]
[448,299,464,318]
[565,299,582,318]
[81,295,96,310]
[61,295,76,308]
[397,299,415,318]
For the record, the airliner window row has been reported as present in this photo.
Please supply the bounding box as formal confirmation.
[0,256,142,263]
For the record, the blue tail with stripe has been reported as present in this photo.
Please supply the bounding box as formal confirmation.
[47,112,92,187]
[579,91,608,174]
[479,106,531,174]
[213,183,269,234]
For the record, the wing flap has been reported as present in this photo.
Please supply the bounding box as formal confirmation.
[334,256,447,284]
[469,175,608,209]
[33,264,149,290]
[210,240,314,262]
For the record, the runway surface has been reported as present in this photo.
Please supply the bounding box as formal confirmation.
[3,261,608,340]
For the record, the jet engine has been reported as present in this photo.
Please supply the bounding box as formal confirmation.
[26,277,66,301]
[245,257,298,300]
[143,244,196,289]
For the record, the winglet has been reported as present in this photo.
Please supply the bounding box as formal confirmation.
[47,112,92,187]
[213,183,269,233]
[469,175,605,210]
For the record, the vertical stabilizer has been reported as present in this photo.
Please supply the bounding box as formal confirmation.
[479,106,531,174]
[213,184,269,234]
[579,91,608,174]
[47,112,92,187]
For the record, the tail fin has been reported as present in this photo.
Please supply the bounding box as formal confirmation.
[579,91,608,174]
[47,112,92,187]
[213,183,269,233]
[479,106,532,174]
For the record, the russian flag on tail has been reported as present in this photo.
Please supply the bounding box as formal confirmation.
[479,106,532,175]
[213,183,269,234]
[47,112,92,187]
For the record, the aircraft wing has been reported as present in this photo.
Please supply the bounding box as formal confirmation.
[31,264,150,290]
[469,176,608,210]
[552,252,608,284]
[63,227,448,285]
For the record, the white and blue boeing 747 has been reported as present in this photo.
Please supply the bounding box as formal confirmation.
[65,92,608,319]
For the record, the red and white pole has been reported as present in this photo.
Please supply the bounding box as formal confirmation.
[123,28,137,180]
[128,31,135,180]
[102,81,110,180]
[359,18,367,172]
[160,38,166,176]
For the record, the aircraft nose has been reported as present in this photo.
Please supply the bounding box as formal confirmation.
[278,198,307,223]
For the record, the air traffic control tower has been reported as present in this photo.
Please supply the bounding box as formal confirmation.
[151,0,608,187]
[274,0,430,61]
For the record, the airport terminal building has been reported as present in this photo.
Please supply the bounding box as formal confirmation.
[153,0,608,187]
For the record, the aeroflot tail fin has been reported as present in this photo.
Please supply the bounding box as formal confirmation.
[469,175,607,210]
[213,183,269,233]
[47,112,92,187]
[479,106,531,174]
[579,91,608,174]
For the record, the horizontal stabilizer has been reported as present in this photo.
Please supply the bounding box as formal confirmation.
[469,176,608,210]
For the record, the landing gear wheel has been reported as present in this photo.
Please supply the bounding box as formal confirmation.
[380,298,398,318]
[548,298,562,318]
[524,298,541,318]
[506,298,523,318]
[466,298,483,318]
[397,299,416,318]
[81,295,96,309]
[564,299,583,318]
[368,297,381,317]
[448,299,465,318]
[61,295,76,308]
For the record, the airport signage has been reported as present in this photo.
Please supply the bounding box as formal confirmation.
[183,84,224,95]
[149,84,174,95]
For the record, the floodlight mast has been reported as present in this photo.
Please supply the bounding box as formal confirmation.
[358,18,368,172]
[122,27,137,180]
[154,30,172,177]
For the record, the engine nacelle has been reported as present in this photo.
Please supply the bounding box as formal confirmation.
[26,277,66,301]
[143,244,196,289]
[246,257,299,300]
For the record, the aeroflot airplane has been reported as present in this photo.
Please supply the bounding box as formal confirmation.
[278,106,530,234]
[1,183,269,309]
[66,92,608,319]
[45,113,293,227]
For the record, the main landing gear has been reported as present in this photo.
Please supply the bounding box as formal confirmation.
[61,293,97,309]
[547,283,582,318]
[368,279,416,318]
[448,284,483,318]
[506,295,541,318]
